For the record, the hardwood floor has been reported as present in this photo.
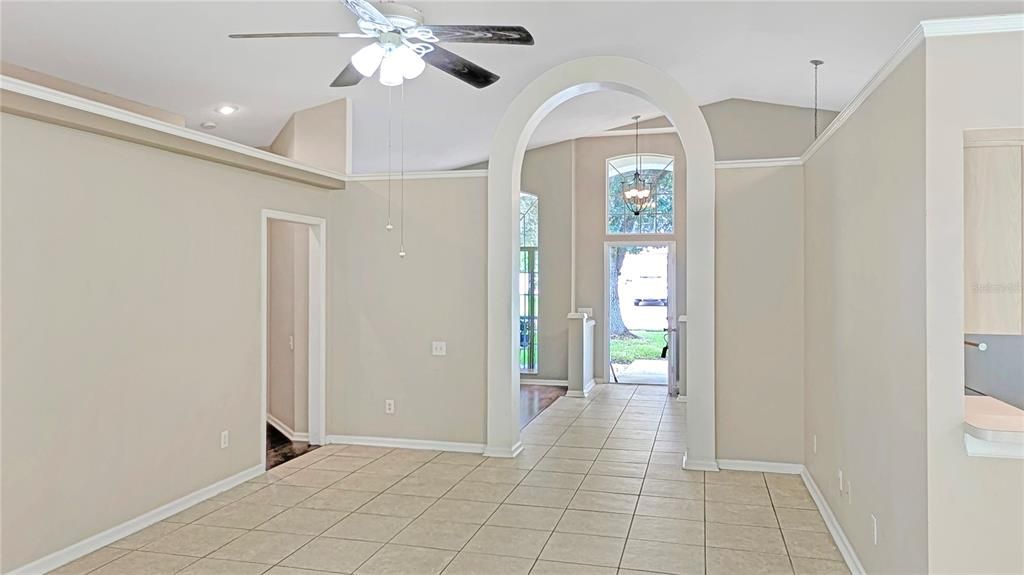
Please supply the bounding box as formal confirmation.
[266,424,318,470]
[520,384,567,428]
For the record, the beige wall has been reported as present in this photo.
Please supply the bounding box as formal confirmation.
[520,140,574,381]
[702,99,838,161]
[923,31,1024,574]
[267,219,309,434]
[269,99,350,174]
[0,113,330,572]
[803,46,929,573]
[327,177,488,444]
[715,165,804,463]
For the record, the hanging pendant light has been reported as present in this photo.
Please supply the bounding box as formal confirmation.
[623,115,653,216]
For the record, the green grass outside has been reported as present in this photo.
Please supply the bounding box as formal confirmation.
[610,330,665,364]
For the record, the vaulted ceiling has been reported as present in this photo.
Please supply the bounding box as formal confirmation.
[2,1,1017,172]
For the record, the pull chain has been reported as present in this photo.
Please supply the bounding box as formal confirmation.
[385,86,394,231]
[398,82,407,258]
[811,59,824,139]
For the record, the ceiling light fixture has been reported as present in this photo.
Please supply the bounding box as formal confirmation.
[623,115,653,217]
[216,104,239,116]
[200,121,217,130]
[351,33,428,87]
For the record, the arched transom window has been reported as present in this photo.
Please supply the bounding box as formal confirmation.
[607,154,674,234]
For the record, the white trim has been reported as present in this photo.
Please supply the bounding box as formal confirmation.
[328,435,486,454]
[682,455,720,472]
[344,169,488,182]
[801,467,866,575]
[566,379,595,399]
[7,465,263,575]
[266,412,309,443]
[677,315,688,323]
[261,209,328,471]
[675,395,688,403]
[484,441,524,459]
[714,157,803,169]
[964,432,1024,459]
[0,75,346,187]
[591,126,678,138]
[520,378,569,388]
[718,459,804,474]
[921,13,1024,37]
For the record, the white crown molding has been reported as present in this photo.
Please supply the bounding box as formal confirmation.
[267,413,309,443]
[921,13,1024,37]
[718,459,804,474]
[328,434,486,454]
[801,467,866,575]
[0,75,347,189]
[7,464,264,575]
[343,169,488,182]
[715,157,803,170]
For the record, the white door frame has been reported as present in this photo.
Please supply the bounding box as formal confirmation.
[260,209,327,467]
[603,240,676,385]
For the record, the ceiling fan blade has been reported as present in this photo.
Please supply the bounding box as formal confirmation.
[414,25,534,45]
[341,0,393,29]
[330,62,364,87]
[421,45,499,89]
[229,32,371,39]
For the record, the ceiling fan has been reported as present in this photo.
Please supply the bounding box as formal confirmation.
[229,0,533,89]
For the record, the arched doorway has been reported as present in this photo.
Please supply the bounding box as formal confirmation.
[485,56,718,471]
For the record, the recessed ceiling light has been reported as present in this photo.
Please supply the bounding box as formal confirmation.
[200,121,217,130]
[216,105,238,116]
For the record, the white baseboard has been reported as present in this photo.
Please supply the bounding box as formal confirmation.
[718,459,804,474]
[801,467,866,575]
[327,434,486,454]
[682,453,720,472]
[675,395,688,403]
[520,378,569,388]
[267,413,308,442]
[8,464,264,575]
[483,441,524,459]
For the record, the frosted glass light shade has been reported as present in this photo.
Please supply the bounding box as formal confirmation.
[351,43,385,77]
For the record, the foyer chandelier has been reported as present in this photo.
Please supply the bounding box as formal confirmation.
[624,115,653,216]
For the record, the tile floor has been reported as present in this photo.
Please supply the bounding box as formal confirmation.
[50,384,849,575]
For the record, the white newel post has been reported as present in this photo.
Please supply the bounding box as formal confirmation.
[567,312,596,398]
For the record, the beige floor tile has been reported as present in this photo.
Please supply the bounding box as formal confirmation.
[264,568,326,575]
[648,452,684,466]
[391,517,480,550]
[176,558,272,575]
[109,522,182,550]
[336,445,393,458]
[530,560,617,575]
[567,490,638,514]
[196,503,288,530]
[705,483,771,506]
[444,480,515,502]
[609,428,657,440]
[356,544,455,575]
[411,463,477,481]
[790,557,851,574]
[595,449,649,464]
[783,530,843,561]
[420,498,498,524]
[545,446,600,460]
[433,453,488,466]
[775,508,828,533]
[463,525,551,558]
[297,488,377,512]
[280,536,382,573]
[579,474,643,495]
[534,457,594,474]
[89,551,196,575]
[653,440,686,453]
[211,483,268,504]
[506,485,575,508]
[770,487,816,510]
[142,524,246,557]
[587,461,647,478]
[635,496,703,521]
[522,470,586,490]
[358,493,437,518]
[329,472,404,493]
[705,502,778,528]
[385,475,459,498]
[705,470,766,487]
[256,507,347,536]
[49,547,129,574]
[385,449,442,462]
[555,435,608,449]
[322,513,413,542]
[240,485,319,507]
[279,469,351,489]
[641,478,704,500]
[628,515,704,546]
[765,473,806,490]
[165,501,226,524]
[646,464,704,483]
[603,438,655,451]
[210,530,313,564]
[486,503,562,531]
[464,467,529,484]
[705,547,794,575]
[707,523,787,555]
[360,459,425,476]
[620,539,705,575]
[440,551,533,575]
[539,532,625,567]
[309,455,375,472]
[555,509,632,538]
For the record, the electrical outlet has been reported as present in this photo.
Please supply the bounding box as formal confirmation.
[813,434,817,454]
[220,430,229,449]
[871,514,878,545]
[838,469,844,493]
[431,341,447,356]
[385,399,395,414]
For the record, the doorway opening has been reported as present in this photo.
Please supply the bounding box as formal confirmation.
[261,209,326,470]
[606,242,675,386]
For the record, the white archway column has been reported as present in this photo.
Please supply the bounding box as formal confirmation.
[486,56,717,470]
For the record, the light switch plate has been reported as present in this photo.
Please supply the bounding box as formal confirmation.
[432,341,447,356]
